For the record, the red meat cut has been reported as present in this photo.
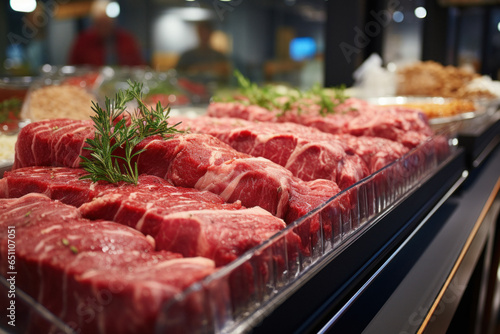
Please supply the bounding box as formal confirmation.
[172,116,369,189]
[207,98,434,149]
[1,167,303,265]
[150,207,301,266]
[13,120,340,232]
[333,134,410,173]
[13,119,94,169]
[0,193,216,334]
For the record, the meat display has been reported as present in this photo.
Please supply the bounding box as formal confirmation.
[13,120,341,228]
[2,80,454,334]
[0,193,216,333]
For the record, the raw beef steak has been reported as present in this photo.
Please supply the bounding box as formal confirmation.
[172,116,369,189]
[0,194,216,334]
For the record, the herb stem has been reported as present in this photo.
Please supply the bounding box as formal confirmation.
[79,80,182,184]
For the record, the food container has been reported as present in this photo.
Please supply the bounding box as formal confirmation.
[95,67,193,108]
[0,76,34,134]
[20,66,101,123]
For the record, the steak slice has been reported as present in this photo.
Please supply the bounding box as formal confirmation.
[151,207,301,266]
[0,167,104,207]
[334,134,410,173]
[13,119,93,169]
[62,253,216,334]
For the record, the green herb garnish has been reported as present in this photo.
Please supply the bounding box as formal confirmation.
[216,70,349,116]
[214,70,301,115]
[79,80,182,185]
[306,83,349,116]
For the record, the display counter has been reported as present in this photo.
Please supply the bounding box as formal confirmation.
[1,69,499,333]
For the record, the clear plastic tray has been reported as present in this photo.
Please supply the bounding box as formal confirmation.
[1,130,458,333]
[153,131,457,333]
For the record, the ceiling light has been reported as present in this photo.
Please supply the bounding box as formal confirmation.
[415,7,427,19]
[106,2,120,18]
[10,0,37,13]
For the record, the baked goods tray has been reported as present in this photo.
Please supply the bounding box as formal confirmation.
[0,132,465,334]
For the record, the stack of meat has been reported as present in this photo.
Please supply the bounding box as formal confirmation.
[203,96,450,180]
[207,97,435,150]
[0,95,448,333]
[0,193,217,334]
[0,116,341,332]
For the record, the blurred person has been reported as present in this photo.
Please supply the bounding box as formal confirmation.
[68,0,144,67]
[176,21,230,84]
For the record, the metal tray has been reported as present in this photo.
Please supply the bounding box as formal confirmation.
[366,96,499,133]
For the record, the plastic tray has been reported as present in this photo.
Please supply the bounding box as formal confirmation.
[153,131,458,333]
[1,130,459,334]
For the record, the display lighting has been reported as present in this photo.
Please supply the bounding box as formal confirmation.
[106,1,120,18]
[9,0,36,13]
[170,7,213,21]
[393,11,404,23]
[497,21,500,32]
[415,6,427,19]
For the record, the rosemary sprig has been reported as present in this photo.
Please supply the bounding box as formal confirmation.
[79,80,182,185]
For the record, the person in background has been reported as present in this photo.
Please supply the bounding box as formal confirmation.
[68,0,144,67]
[176,21,230,84]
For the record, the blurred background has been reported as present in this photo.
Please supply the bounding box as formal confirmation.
[0,0,500,88]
